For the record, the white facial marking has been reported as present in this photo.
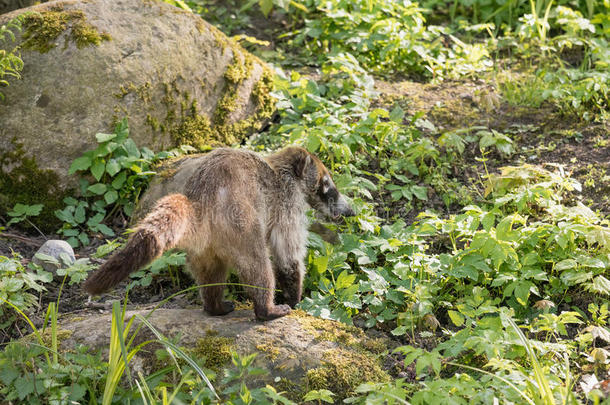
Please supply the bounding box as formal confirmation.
[322,175,331,194]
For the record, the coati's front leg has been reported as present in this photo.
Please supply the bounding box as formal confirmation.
[274,260,304,308]
[269,224,307,309]
[188,254,234,316]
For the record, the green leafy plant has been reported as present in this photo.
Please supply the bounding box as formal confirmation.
[303,388,336,403]
[56,119,194,247]
[0,15,25,101]
[5,203,45,237]
[128,251,187,290]
[240,0,308,17]
[0,255,51,334]
[0,299,106,404]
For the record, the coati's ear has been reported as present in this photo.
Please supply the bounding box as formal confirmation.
[293,151,312,178]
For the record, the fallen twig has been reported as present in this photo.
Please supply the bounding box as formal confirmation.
[0,232,41,247]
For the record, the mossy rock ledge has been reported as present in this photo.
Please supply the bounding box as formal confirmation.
[59,308,390,401]
[0,0,275,225]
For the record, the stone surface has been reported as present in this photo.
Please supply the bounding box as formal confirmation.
[58,308,390,396]
[0,0,274,217]
[32,239,75,271]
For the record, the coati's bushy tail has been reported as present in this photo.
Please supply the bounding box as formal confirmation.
[82,194,194,295]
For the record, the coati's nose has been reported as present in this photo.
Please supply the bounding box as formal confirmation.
[343,205,356,217]
[333,194,356,218]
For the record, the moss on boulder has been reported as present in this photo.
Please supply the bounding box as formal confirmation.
[0,140,69,232]
[305,348,390,400]
[192,330,236,372]
[20,8,111,53]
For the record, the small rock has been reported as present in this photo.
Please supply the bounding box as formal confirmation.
[32,240,76,272]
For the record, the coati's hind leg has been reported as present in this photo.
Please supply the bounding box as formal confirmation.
[188,254,234,316]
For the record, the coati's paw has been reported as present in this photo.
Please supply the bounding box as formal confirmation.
[205,301,235,316]
[287,295,302,309]
[255,304,291,321]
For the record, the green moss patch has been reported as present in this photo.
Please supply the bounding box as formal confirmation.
[191,330,235,372]
[139,36,275,150]
[255,338,281,361]
[21,8,111,53]
[291,310,388,354]
[305,348,390,401]
[274,378,304,402]
[0,140,69,232]
[170,115,214,151]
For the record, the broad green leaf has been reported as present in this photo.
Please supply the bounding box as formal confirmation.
[87,183,107,195]
[3,278,24,292]
[69,156,92,174]
[579,257,605,269]
[91,160,106,181]
[95,132,117,143]
[106,159,121,176]
[514,281,533,305]
[335,270,357,289]
[259,0,273,16]
[122,138,140,158]
[561,269,593,285]
[412,185,428,201]
[24,204,43,216]
[74,204,86,223]
[389,105,405,123]
[0,366,18,385]
[112,171,127,189]
[78,232,90,246]
[96,223,115,237]
[555,259,577,271]
[448,310,465,327]
[313,255,328,274]
[104,190,118,205]
[587,276,610,295]
[87,212,104,227]
[14,376,34,400]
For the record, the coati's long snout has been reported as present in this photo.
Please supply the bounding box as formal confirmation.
[82,194,193,295]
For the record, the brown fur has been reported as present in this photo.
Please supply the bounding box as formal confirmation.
[82,147,354,321]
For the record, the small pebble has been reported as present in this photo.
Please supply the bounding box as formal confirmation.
[32,240,76,272]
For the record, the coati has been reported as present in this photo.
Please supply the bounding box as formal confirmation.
[82,146,355,320]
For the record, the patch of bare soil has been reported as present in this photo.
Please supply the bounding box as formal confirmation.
[0,231,44,258]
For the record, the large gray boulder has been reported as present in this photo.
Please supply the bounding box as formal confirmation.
[58,308,390,401]
[0,0,274,224]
